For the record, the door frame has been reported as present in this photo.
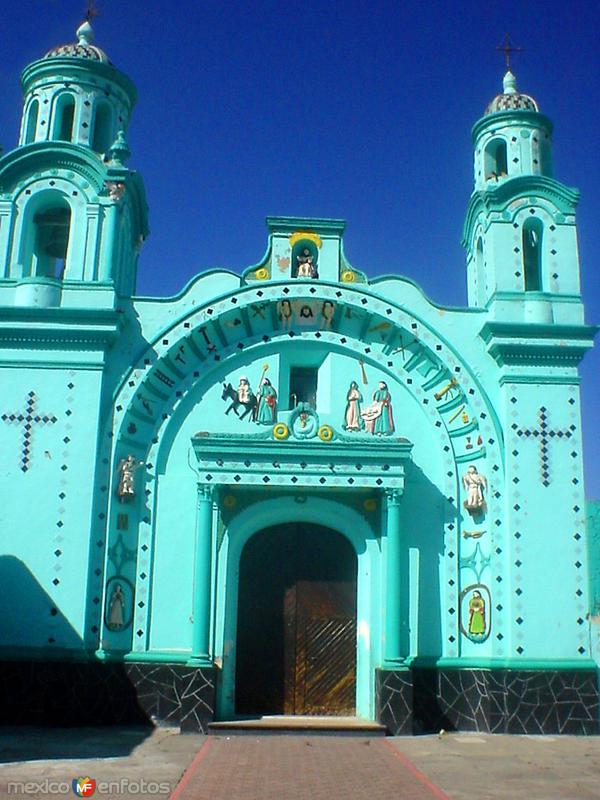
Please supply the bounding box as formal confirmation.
[215,495,381,720]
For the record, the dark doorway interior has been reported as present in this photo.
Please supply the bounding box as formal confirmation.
[235,523,357,716]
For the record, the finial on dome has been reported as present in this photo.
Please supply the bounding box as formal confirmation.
[503,70,517,94]
[77,20,94,45]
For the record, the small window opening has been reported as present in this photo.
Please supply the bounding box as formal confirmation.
[289,367,318,409]
[523,218,543,291]
[25,100,39,143]
[33,206,71,278]
[92,101,113,153]
[53,95,75,142]
[484,139,508,181]
[539,140,553,177]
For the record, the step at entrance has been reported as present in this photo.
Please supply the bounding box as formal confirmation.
[208,716,387,737]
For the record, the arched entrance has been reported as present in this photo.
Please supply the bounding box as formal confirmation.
[235,523,357,716]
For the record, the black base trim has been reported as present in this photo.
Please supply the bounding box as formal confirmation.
[0,660,216,733]
[376,668,599,735]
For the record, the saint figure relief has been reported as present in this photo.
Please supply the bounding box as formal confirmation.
[468,590,486,636]
[343,381,363,431]
[360,381,395,435]
[116,455,144,501]
[237,376,253,405]
[462,465,488,513]
[107,583,126,630]
[257,376,277,424]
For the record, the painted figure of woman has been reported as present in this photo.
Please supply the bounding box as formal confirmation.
[361,381,394,435]
[257,377,277,424]
[468,590,486,636]
[343,381,363,431]
[108,583,125,630]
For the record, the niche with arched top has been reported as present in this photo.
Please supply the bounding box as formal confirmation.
[522,218,543,291]
[291,240,319,278]
[484,138,508,180]
[91,101,113,153]
[24,100,39,144]
[20,196,72,279]
[52,94,76,142]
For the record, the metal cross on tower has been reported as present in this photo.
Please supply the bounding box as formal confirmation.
[513,407,575,487]
[496,33,523,70]
[85,0,99,22]
[1,391,58,472]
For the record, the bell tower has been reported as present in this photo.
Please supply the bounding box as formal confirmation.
[0,20,148,308]
[462,69,583,326]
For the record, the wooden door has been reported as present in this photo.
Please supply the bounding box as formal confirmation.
[284,580,356,715]
[235,523,357,717]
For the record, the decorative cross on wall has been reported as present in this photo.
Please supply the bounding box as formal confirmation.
[514,406,574,487]
[1,391,58,472]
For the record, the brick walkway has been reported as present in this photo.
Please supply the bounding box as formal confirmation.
[170,735,449,800]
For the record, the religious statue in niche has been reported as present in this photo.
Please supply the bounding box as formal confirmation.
[343,381,364,431]
[462,465,488,514]
[468,590,486,638]
[116,455,144,501]
[360,381,395,435]
[221,377,258,421]
[257,376,278,424]
[296,247,317,278]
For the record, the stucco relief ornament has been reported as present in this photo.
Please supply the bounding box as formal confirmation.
[462,465,488,514]
[116,455,144,501]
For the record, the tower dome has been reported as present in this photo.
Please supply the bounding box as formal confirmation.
[44,20,111,65]
[484,70,539,115]
[18,19,136,153]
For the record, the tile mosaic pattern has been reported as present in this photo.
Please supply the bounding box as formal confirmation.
[1,391,57,472]
[412,668,599,735]
[125,663,216,733]
[375,669,413,735]
[514,406,574,486]
[0,660,215,733]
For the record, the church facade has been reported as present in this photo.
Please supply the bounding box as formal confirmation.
[0,23,598,734]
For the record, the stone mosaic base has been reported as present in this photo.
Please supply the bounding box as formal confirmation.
[376,668,599,735]
[375,668,413,735]
[0,660,216,733]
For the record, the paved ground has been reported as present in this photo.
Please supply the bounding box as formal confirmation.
[0,727,599,799]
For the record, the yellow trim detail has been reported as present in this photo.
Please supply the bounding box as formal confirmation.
[273,422,289,441]
[363,498,377,512]
[317,425,334,442]
[289,231,323,249]
[341,270,356,283]
[255,267,269,280]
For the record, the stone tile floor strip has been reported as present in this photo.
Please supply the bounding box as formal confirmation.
[170,735,449,800]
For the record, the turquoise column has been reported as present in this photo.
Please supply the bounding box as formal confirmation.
[99,202,118,281]
[191,483,214,665]
[384,488,405,666]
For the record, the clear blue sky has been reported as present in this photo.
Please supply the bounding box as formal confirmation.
[2,1,598,496]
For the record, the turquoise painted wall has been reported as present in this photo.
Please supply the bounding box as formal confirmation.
[0,27,597,724]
